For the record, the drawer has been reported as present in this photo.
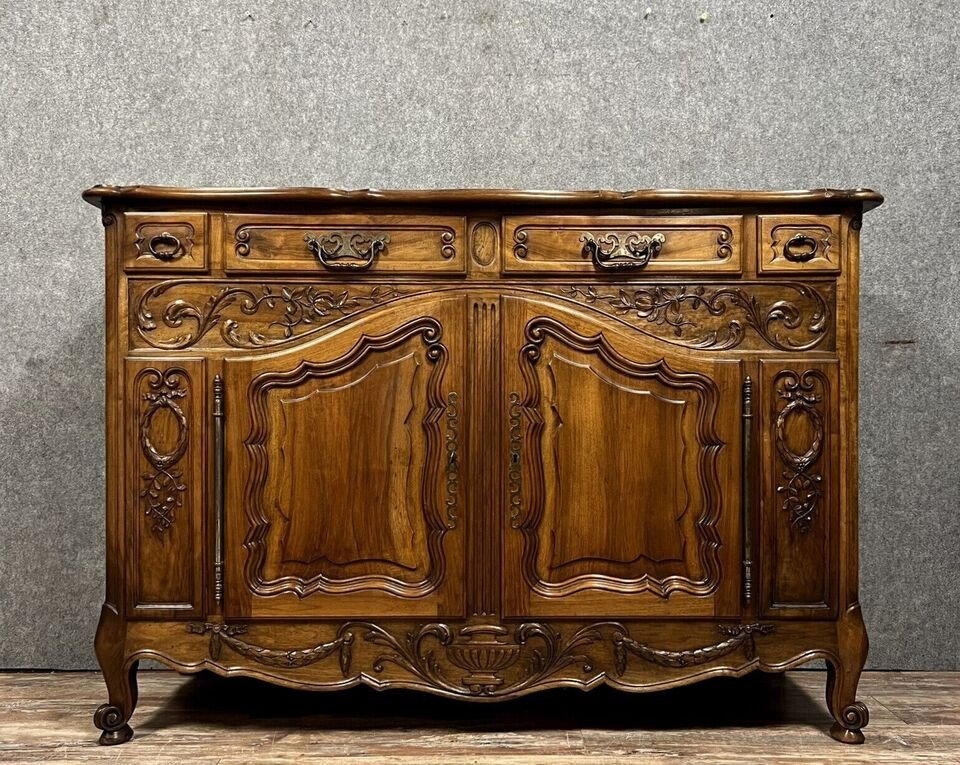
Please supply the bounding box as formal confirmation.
[504,216,742,274]
[122,212,208,272]
[758,215,841,274]
[225,215,466,274]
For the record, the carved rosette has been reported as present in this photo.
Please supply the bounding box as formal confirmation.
[136,281,410,349]
[775,371,826,532]
[556,283,829,351]
[137,369,189,535]
[186,621,774,697]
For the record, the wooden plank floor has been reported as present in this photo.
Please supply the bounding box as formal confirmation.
[0,670,957,763]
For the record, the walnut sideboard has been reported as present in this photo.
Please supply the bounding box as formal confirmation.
[83,185,883,745]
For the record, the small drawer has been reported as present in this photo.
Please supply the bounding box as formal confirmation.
[225,215,466,274]
[122,212,207,272]
[504,216,742,274]
[759,215,841,274]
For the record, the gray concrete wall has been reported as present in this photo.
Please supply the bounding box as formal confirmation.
[0,0,956,669]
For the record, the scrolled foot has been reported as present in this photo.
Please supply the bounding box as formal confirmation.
[828,701,868,745]
[94,703,134,746]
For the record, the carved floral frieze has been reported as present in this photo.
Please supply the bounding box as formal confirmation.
[555,283,830,351]
[135,281,412,350]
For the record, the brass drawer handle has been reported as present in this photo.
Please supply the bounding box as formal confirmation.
[783,233,819,262]
[148,232,184,261]
[580,231,665,270]
[304,231,389,271]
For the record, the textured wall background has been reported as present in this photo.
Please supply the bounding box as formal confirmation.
[0,0,957,669]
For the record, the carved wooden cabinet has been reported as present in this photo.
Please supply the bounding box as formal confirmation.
[84,186,882,745]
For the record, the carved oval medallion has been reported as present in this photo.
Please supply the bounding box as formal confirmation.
[471,221,498,267]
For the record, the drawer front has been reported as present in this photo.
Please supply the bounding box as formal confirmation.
[122,212,208,272]
[504,216,743,274]
[759,215,841,274]
[225,215,466,274]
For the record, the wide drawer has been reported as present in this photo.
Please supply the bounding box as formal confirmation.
[224,215,466,274]
[504,215,743,274]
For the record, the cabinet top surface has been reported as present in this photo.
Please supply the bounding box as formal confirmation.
[82,185,883,213]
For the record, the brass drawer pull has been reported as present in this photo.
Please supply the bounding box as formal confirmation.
[783,233,819,262]
[580,231,665,270]
[304,231,390,270]
[148,232,184,261]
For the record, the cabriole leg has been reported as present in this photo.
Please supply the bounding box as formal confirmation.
[93,604,138,745]
[826,603,869,744]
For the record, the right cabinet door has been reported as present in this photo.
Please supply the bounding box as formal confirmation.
[501,295,744,618]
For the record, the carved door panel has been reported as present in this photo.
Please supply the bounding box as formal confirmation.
[502,296,743,618]
[223,296,465,618]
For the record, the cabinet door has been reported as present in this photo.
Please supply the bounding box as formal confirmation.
[502,296,743,618]
[223,295,465,618]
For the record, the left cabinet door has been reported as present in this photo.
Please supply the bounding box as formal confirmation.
[222,294,466,618]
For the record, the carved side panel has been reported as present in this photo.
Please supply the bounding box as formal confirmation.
[125,359,205,617]
[759,361,838,617]
[502,297,742,618]
[224,299,466,618]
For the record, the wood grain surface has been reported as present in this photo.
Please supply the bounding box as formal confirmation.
[0,670,955,763]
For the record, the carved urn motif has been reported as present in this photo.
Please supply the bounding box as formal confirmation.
[445,625,522,693]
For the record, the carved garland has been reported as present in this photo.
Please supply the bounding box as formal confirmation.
[138,369,189,535]
[186,621,774,697]
[187,623,354,674]
[507,391,523,528]
[557,283,828,351]
[612,623,773,672]
[444,391,460,528]
[136,282,408,350]
[775,371,826,533]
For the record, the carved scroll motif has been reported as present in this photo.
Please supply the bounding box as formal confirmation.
[136,282,409,349]
[556,283,829,351]
[349,621,613,696]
